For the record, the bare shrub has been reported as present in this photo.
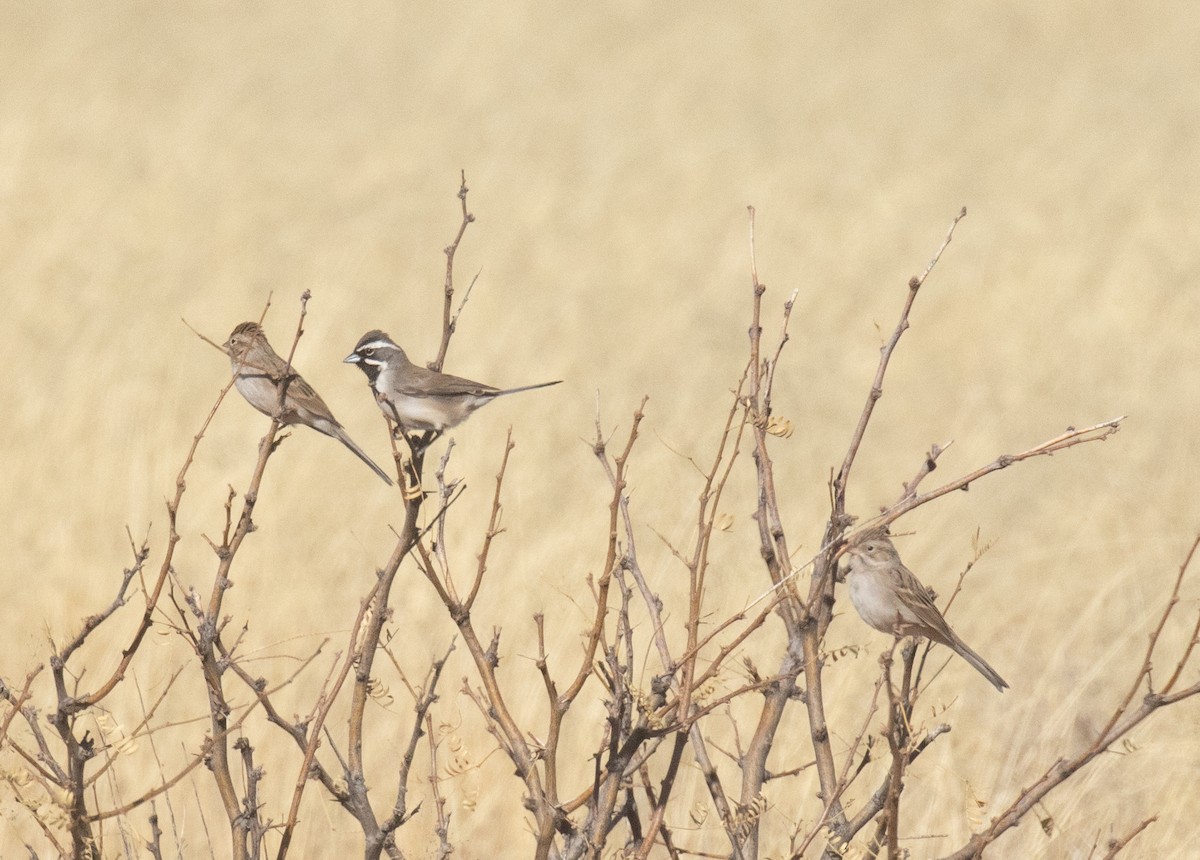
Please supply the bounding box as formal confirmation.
[1,181,1196,860]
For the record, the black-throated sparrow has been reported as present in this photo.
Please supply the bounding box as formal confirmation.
[224,322,393,485]
[343,330,560,441]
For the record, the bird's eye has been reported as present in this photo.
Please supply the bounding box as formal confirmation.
[362,348,375,356]
[864,543,875,552]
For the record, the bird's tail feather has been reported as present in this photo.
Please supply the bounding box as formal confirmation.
[948,633,1009,693]
[332,427,394,486]
[496,380,563,397]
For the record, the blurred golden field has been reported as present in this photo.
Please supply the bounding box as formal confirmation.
[2,2,1199,857]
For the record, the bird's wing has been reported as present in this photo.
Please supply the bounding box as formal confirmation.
[394,365,500,398]
[285,373,337,419]
[238,351,336,419]
[891,562,958,645]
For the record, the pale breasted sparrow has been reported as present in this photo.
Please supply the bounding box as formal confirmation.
[224,322,393,485]
[844,530,1008,692]
[343,330,561,442]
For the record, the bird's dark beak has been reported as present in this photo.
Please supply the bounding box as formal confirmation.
[343,353,359,364]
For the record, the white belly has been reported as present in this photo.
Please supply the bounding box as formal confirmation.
[848,571,904,633]
[379,392,483,432]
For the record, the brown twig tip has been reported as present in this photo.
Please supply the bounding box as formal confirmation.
[1102,815,1157,859]
[182,318,229,355]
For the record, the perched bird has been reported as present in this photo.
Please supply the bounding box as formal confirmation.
[843,529,1008,692]
[343,330,561,441]
[223,322,393,485]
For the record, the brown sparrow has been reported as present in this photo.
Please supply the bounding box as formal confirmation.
[844,530,1008,692]
[343,330,560,442]
[224,322,393,485]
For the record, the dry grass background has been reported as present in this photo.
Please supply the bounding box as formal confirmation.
[2,2,1199,857]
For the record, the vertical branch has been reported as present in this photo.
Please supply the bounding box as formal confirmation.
[234,737,265,859]
[741,206,809,859]
[332,176,480,859]
[147,806,164,860]
[875,644,915,859]
[433,440,459,600]
[579,557,641,859]
[464,432,513,611]
[569,399,649,706]
[830,208,966,515]
[745,206,802,619]
[679,369,752,716]
[632,734,689,859]
[341,491,425,859]
[383,643,455,837]
[433,170,475,372]
[426,714,453,859]
[272,583,388,859]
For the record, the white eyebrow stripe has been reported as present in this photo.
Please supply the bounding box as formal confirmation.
[358,340,394,351]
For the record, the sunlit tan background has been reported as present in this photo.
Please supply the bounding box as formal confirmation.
[2,2,1199,857]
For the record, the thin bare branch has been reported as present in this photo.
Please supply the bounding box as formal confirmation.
[833,207,967,510]
[433,170,476,371]
[1100,816,1157,860]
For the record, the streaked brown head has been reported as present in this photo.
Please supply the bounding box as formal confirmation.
[223,321,268,358]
